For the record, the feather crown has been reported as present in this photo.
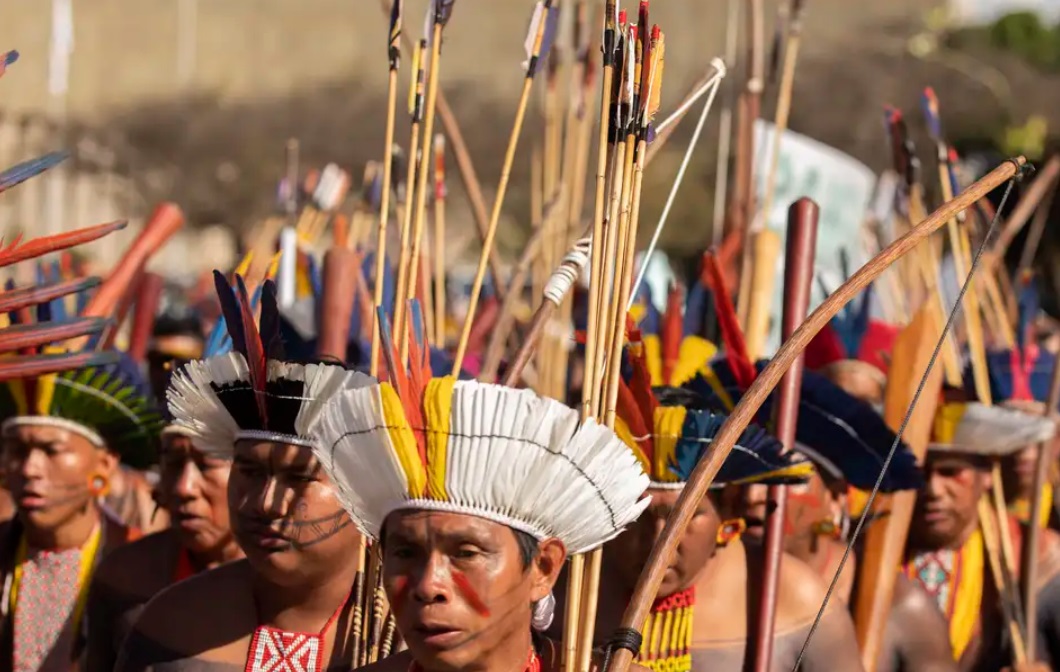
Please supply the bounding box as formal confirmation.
[930,400,1056,457]
[615,335,811,489]
[636,282,718,388]
[982,272,1054,409]
[166,272,372,456]
[693,252,921,492]
[309,306,650,554]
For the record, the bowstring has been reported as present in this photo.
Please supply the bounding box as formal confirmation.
[791,163,1027,669]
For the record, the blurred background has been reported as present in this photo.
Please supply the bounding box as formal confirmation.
[1,0,1059,293]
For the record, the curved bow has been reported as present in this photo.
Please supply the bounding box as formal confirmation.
[604,155,1028,672]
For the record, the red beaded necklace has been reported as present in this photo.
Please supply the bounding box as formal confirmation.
[243,591,350,672]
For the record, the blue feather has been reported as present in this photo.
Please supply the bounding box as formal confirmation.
[667,408,808,486]
[687,359,923,492]
[683,281,710,338]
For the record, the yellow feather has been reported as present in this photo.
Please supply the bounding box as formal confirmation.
[932,402,967,445]
[652,406,687,483]
[642,335,663,387]
[670,336,718,387]
[233,251,254,278]
[614,416,650,473]
[35,373,57,416]
[380,383,427,497]
[699,365,736,412]
[424,376,456,501]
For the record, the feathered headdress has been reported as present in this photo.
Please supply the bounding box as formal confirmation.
[930,401,1056,456]
[637,283,718,388]
[615,338,812,489]
[167,272,373,456]
[310,306,649,554]
[691,252,921,492]
[982,272,1055,413]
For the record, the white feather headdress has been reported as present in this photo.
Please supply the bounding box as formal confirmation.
[311,377,651,555]
[930,401,1058,456]
[167,351,373,456]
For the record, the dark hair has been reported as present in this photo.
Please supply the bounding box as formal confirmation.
[514,528,540,570]
[652,386,711,410]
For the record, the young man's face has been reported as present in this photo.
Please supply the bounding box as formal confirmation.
[228,440,357,585]
[910,455,990,551]
[607,487,721,598]
[382,510,564,671]
[2,424,114,532]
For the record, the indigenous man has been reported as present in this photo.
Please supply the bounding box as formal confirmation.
[118,278,372,671]
[804,308,898,409]
[735,374,955,672]
[309,364,651,672]
[579,363,863,672]
[0,357,161,671]
[904,400,1060,670]
[85,422,243,671]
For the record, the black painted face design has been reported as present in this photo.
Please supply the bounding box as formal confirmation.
[228,440,358,585]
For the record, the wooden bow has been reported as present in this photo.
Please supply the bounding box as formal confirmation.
[603,156,1027,672]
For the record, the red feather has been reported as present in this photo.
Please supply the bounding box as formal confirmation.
[235,275,268,424]
[0,221,126,269]
[617,377,653,465]
[378,307,428,465]
[661,284,683,385]
[703,251,755,389]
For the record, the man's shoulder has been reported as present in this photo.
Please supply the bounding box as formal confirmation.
[95,529,179,590]
[777,551,833,613]
[134,559,250,639]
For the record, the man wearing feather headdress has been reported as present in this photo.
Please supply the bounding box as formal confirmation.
[85,316,239,672]
[903,400,1060,670]
[117,275,368,672]
[726,370,955,672]
[564,337,864,672]
[303,307,651,672]
[0,353,161,672]
[981,274,1060,531]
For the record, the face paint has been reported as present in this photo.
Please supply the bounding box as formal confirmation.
[390,574,410,616]
[452,570,491,617]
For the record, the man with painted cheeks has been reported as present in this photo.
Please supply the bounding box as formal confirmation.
[310,374,652,672]
[117,278,374,672]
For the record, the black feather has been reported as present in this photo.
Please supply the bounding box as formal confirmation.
[259,280,285,361]
[213,270,248,361]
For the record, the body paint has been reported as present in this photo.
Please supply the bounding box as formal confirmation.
[452,571,490,617]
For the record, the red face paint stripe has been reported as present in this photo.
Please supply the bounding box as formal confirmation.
[390,575,410,614]
[452,571,491,617]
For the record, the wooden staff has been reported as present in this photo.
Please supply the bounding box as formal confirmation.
[451,0,554,375]
[733,0,765,329]
[1025,348,1060,657]
[405,2,456,330]
[433,134,447,346]
[743,229,781,359]
[1016,163,1059,279]
[379,0,506,301]
[711,0,741,246]
[127,272,164,362]
[503,238,592,386]
[318,247,360,361]
[371,0,404,377]
[752,198,817,672]
[603,157,1026,672]
[393,40,427,357]
[757,0,807,236]
[80,204,183,320]
[853,307,944,670]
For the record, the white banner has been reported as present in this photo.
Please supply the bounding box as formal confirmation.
[752,121,878,353]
